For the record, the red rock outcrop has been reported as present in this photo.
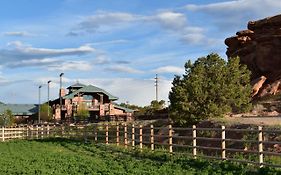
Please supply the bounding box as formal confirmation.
[225,14,281,98]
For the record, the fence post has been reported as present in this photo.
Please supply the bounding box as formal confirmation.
[26,126,29,139]
[116,123,119,146]
[2,127,4,142]
[36,125,39,139]
[94,124,97,142]
[221,125,226,160]
[124,123,127,148]
[150,125,154,151]
[169,125,173,153]
[132,124,135,149]
[47,125,50,137]
[258,126,263,168]
[41,125,44,139]
[31,125,33,139]
[139,125,143,150]
[106,123,109,145]
[84,125,88,143]
[192,125,197,159]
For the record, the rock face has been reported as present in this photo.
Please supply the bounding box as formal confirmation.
[225,14,281,98]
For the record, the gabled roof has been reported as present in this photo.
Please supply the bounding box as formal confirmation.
[63,85,118,100]
[0,104,38,115]
[67,82,86,89]
[114,105,134,113]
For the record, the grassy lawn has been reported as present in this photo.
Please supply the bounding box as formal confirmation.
[0,138,280,175]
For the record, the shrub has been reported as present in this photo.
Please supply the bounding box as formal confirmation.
[169,53,252,126]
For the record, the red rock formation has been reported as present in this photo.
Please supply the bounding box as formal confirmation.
[225,14,281,97]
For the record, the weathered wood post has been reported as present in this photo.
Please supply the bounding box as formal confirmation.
[84,125,89,143]
[116,123,119,146]
[132,124,135,149]
[106,123,109,145]
[31,125,33,139]
[169,125,173,153]
[124,123,128,148]
[150,125,154,151]
[258,126,264,168]
[36,125,39,139]
[41,125,44,139]
[192,125,197,159]
[47,125,50,137]
[221,125,226,160]
[26,126,29,139]
[2,127,4,142]
[139,125,143,150]
[94,124,98,142]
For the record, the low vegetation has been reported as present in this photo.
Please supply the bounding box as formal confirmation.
[0,138,280,175]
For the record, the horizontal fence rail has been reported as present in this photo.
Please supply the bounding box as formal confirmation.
[1,124,281,169]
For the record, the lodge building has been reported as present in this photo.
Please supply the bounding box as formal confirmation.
[51,83,134,121]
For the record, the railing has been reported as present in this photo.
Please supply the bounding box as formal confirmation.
[1,124,281,169]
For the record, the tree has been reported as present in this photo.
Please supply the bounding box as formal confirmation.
[75,103,89,121]
[169,53,252,126]
[144,100,166,115]
[0,109,15,127]
[40,104,53,122]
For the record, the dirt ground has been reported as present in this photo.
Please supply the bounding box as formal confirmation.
[220,114,281,126]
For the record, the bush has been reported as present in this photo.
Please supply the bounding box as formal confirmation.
[0,109,15,127]
[169,53,252,126]
[40,103,53,122]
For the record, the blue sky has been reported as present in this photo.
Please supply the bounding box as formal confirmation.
[0,0,280,106]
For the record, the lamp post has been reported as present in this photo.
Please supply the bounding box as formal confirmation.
[59,73,64,120]
[47,80,51,119]
[38,85,42,124]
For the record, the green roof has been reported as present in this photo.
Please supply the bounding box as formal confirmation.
[63,85,118,100]
[114,105,135,113]
[0,104,38,115]
[67,82,86,89]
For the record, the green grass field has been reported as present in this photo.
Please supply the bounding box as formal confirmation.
[0,138,280,175]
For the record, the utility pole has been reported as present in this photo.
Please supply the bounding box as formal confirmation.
[47,80,51,119]
[155,74,159,101]
[59,73,64,120]
[38,85,42,124]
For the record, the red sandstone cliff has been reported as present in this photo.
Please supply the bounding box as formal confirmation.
[225,14,281,98]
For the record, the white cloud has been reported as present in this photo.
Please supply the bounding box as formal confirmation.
[90,39,129,46]
[184,0,281,29]
[78,11,140,32]
[48,61,92,71]
[106,65,143,74]
[154,11,187,30]
[7,41,95,57]
[153,66,184,75]
[3,31,35,37]
[0,41,96,69]
[74,10,213,45]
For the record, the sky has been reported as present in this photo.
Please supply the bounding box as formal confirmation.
[0,0,280,106]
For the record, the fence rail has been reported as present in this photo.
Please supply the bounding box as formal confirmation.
[1,124,281,169]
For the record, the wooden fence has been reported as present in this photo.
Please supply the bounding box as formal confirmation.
[1,124,281,169]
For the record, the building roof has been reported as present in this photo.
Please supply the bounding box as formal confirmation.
[63,85,118,100]
[0,104,38,115]
[114,105,135,113]
[66,82,86,89]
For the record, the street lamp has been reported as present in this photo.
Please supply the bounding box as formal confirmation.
[38,85,42,124]
[59,73,64,120]
[47,80,51,119]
